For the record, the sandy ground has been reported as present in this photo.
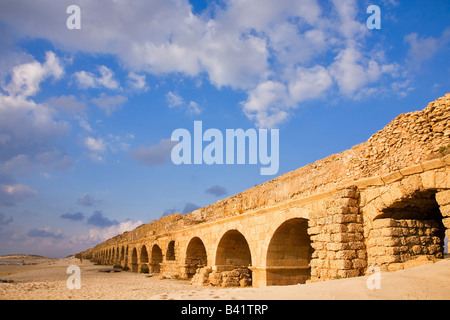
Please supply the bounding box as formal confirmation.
[1,255,449,300]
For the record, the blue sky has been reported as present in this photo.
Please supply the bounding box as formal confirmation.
[0,0,449,257]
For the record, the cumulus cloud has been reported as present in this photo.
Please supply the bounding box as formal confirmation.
[404,28,450,69]
[0,52,71,177]
[127,72,148,91]
[74,65,120,90]
[4,51,63,98]
[166,92,201,115]
[0,0,412,128]
[88,219,143,243]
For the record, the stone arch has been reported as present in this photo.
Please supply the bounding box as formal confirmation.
[140,245,149,263]
[365,178,448,270]
[215,229,252,270]
[260,206,313,265]
[185,237,208,278]
[166,240,176,261]
[120,246,124,261]
[131,247,138,272]
[151,244,163,273]
[265,218,312,286]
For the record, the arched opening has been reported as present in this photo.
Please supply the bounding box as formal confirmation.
[215,230,252,270]
[166,241,176,261]
[369,189,446,269]
[120,246,124,261]
[266,218,312,286]
[139,245,149,273]
[140,245,149,263]
[151,244,163,273]
[131,247,138,272]
[185,237,208,278]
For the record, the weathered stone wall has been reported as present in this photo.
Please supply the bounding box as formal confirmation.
[367,218,444,271]
[80,93,450,287]
[309,186,366,280]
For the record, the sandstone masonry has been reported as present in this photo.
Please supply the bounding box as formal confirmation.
[81,93,450,287]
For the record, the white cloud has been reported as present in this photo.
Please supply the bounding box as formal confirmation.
[84,137,106,153]
[0,54,71,176]
[89,220,143,243]
[166,91,184,108]
[242,81,292,128]
[5,51,63,97]
[127,72,148,91]
[288,66,333,102]
[0,0,410,128]
[166,92,201,115]
[74,65,120,90]
[404,28,450,69]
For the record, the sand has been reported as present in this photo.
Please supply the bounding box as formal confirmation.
[1,255,449,300]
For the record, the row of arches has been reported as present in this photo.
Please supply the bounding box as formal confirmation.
[94,218,313,285]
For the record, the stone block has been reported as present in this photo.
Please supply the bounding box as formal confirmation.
[442,218,450,229]
[421,158,445,170]
[332,214,358,224]
[382,171,403,184]
[400,175,423,195]
[443,154,450,165]
[352,259,367,269]
[372,218,397,229]
[435,171,449,188]
[436,190,450,206]
[326,242,348,251]
[355,176,384,188]
[381,227,403,237]
[337,269,360,278]
[334,187,359,199]
[330,259,353,270]
[399,164,423,176]
[439,205,450,217]
[420,171,436,189]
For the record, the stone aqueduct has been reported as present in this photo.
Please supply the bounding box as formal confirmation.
[81,94,450,287]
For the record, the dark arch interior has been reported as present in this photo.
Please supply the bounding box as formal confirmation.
[151,245,163,273]
[215,230,252,269]
[185,237,208,277]
[167,241,176,261]
[266,218,312,286]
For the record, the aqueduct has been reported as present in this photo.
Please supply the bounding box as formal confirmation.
[81,94,450,287]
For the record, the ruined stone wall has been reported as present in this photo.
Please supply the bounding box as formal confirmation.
[80,93,450,287]
[367,218,444,271]
[309,187,366,280]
